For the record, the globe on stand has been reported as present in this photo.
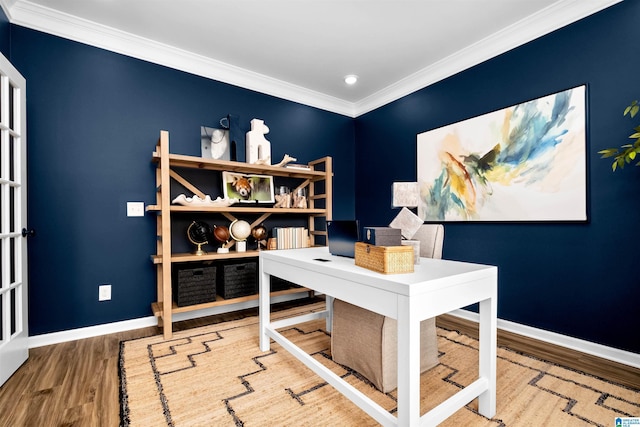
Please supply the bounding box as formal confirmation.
[229,219,251,252]
[187,220,212,255]
[251,224,268,250]
[212,224,231,254]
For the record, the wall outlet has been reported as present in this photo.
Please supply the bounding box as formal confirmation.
[127,201,145,217]
[99,284,111,301]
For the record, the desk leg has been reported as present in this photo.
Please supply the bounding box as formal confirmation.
[325,295,334,332]
[397,295,420,426]
[259,259,270,351]
[478,295,497,417]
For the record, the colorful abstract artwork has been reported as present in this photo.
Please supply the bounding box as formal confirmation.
[417,85,587,222]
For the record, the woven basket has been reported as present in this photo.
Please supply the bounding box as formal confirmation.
[173,265,217,307]
[354,242,414,274]
[218,261,258,299]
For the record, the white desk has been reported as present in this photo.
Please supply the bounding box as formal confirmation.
[259,247,497,426]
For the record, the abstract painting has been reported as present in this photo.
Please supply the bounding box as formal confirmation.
[417,85,587,222]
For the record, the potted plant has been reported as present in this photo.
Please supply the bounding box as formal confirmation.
[599,100,640,170]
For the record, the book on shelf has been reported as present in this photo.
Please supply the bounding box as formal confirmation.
[274,227,310,250]
[284,163,311,170]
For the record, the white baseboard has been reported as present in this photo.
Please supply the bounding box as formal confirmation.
[28,316,159,348]
[448,309,640,369]
[28,292,310,348]
[29,298,640,371]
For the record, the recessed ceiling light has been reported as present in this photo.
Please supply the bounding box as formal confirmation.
[344,74,358,85]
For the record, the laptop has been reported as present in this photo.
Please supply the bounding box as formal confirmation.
[326,220,360,258]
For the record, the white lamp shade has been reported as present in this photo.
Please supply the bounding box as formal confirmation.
[392,182,419,208]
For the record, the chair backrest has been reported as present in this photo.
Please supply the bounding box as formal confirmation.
[413,224,444,259]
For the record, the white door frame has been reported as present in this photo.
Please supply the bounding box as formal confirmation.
[0,51,28,387]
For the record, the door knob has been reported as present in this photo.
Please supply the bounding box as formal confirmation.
[21,228,35,238]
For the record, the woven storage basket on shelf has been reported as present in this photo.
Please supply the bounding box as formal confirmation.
[354,242,414,274]
[218,261,258,299]
[173,265,217,307]
[270,275,302,292]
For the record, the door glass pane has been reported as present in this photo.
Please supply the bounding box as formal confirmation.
[9,185,14,233]
[8,82,14,131]
[10,287,15,335]
[9,237,15,284]
[8,135,14,182]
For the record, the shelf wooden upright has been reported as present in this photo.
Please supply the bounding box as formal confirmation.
[150,130,332,338]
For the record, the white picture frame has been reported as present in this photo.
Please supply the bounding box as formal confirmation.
[222,172,275,203]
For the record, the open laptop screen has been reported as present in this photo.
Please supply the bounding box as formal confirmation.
[326,220,360,258]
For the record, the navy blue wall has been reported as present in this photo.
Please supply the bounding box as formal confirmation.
[10,27,355,335]
[355,1,639,353]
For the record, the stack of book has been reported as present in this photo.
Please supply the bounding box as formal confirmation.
[274,227,310,249]
[284,164,311,171]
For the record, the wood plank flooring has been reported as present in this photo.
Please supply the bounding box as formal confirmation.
[0,298,319,427]
[0,298,637,426]
[436,313,640,391]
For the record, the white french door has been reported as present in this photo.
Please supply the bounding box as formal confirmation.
[0,52,27,388]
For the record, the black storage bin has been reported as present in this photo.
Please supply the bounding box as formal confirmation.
[173,265,217,307]
[218,260,258,299]
[270,275,302,291]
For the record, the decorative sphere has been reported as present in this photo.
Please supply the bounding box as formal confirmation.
[229,219,251,241]
[212,225,230,243]
[251,224,267,241]
[187,221,211,245]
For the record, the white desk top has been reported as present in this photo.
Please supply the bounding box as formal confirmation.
[260,246,497,297]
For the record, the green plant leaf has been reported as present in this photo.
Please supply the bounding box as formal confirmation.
[624,101,639,117]
[626,100,639,117]
[601,100,640,171]
[599,149,618,158]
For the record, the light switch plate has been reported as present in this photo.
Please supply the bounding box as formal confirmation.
[127,202,145,217]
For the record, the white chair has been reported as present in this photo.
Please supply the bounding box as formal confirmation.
[331,224,444,393]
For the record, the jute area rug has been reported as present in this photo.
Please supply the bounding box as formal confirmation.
[119,302,639,426]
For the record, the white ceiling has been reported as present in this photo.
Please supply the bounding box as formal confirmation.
[4,0,621,117]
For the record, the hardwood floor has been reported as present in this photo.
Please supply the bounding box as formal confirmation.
[1,298,637,426]
[0,297,321,427]
[436,313,640,391]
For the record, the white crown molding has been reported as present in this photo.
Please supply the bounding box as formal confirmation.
[7,0,622,117]
[353,0,623,116]
[9,0,356,117]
